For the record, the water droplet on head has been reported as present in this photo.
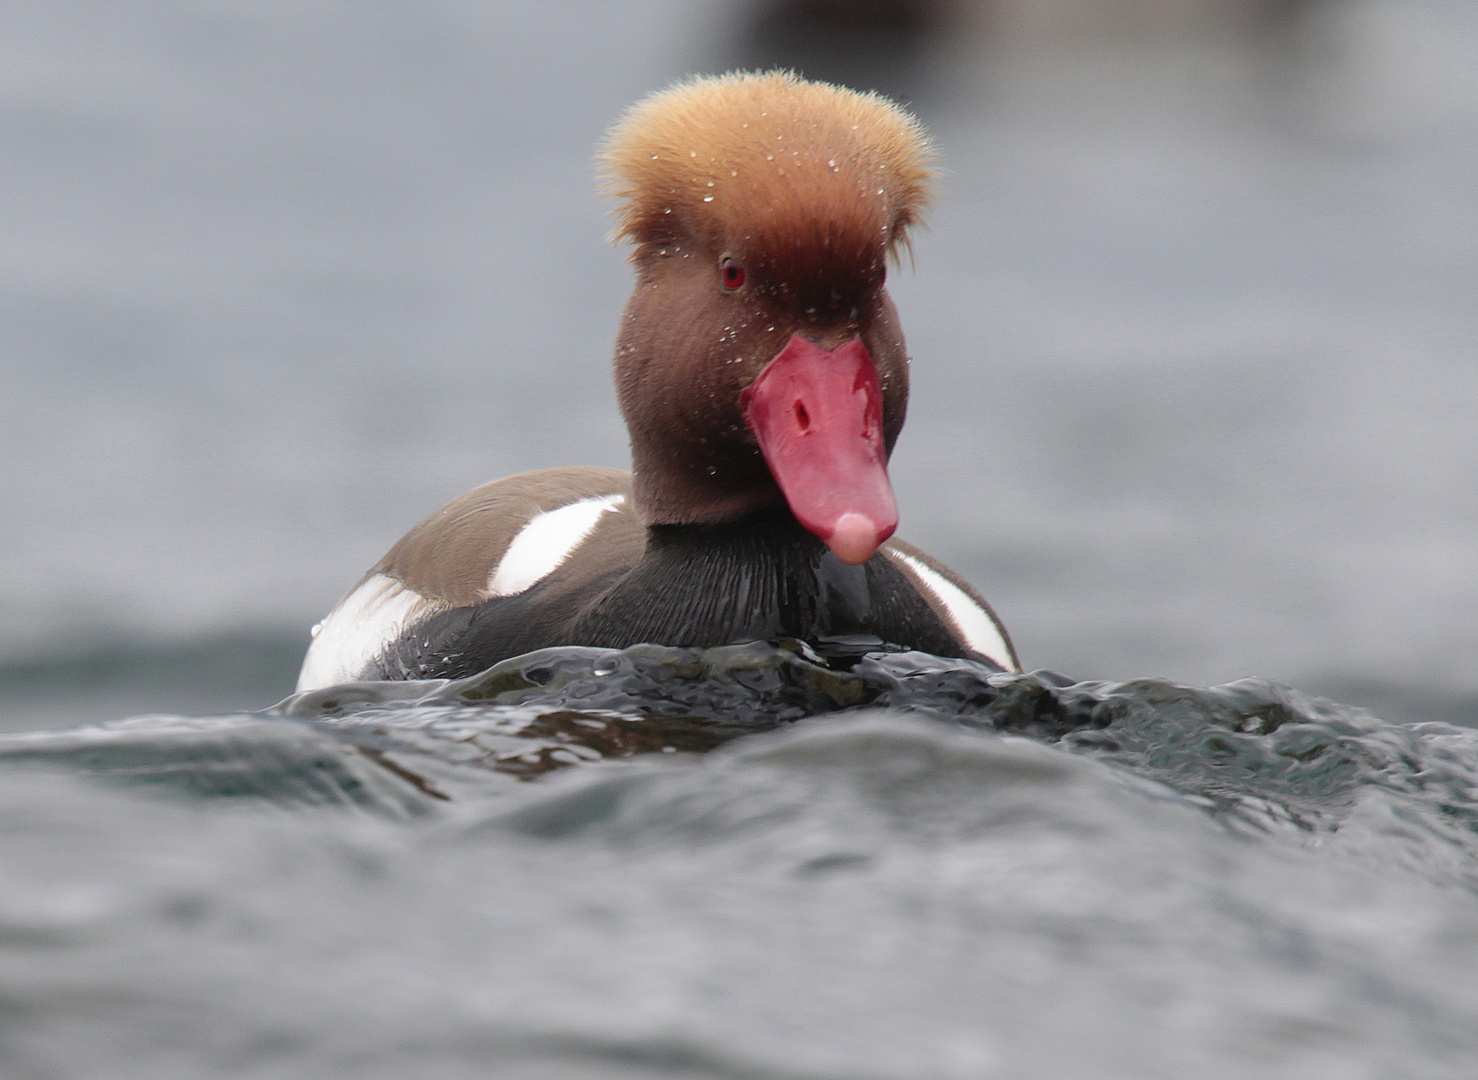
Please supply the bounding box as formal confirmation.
[702,195,713,202]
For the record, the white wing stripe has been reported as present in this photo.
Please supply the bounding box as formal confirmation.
[887,549,1014,670]
[486,494,624,598]
[296,573,445,691]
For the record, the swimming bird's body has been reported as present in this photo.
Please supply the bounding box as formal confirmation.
[297,72,1016,692]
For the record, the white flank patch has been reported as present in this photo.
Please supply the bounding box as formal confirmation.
[296,573,446,692]
[486,494,625,598]
[886,549,1016,671]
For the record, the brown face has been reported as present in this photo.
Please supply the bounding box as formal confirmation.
[615,232,911,534]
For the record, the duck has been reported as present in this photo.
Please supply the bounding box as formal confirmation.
[296,71,1018,693]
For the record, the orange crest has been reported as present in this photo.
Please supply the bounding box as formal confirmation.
[600,71,935,276]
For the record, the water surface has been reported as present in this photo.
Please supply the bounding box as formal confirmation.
[2,643,1477,1078]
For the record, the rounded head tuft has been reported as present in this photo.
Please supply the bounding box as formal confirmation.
[600,71,935,264]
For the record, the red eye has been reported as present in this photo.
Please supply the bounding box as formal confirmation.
[720,257,746,290]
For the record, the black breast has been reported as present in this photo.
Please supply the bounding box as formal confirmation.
[369,511,978,681]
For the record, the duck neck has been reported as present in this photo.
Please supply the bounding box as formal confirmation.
[628,448,784,527]
[570,510,874,648]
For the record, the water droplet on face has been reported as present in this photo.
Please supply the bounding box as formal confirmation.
[828,159,837,170]
[702,195,714,202]
[705,180,714,186]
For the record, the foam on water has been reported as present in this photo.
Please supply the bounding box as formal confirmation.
[2,642,1477,1078]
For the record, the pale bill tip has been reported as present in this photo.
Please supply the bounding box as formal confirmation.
[826,512,883,565]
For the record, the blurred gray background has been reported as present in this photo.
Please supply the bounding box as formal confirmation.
[1,0,1474,729]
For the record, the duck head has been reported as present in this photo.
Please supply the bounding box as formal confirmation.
[602,71,935,565]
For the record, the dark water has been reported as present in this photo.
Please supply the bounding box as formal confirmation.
[3,643,1478,1078]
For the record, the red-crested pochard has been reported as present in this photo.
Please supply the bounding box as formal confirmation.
[297,71,1018,692]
